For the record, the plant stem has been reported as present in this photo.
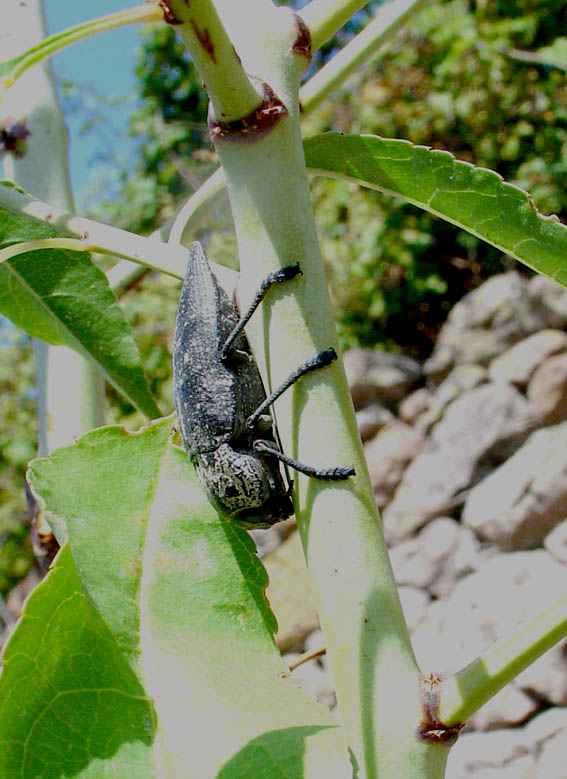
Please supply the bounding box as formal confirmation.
[1,4,162,94]
[440,596,567,725]
[0,185,190,279]
[166,2,449,776]
[301,0,371,52]
[2,0,105,450]
[166,0,425,244]
[168,167,227,246]
[159,0,261,121]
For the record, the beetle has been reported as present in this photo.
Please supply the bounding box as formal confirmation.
[173,241,354,528]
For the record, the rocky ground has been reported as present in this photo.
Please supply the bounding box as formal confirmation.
[257,270,567,779]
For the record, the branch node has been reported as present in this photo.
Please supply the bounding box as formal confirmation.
[0,118,30,158]
[158,0,183,26]
[292,14,312,61]
[416,674,464,746]
[208,81,287,143]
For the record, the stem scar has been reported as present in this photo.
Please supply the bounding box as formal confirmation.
[0,118,31,157]
[157,0,182,25]
[189,20,216,64]
[416,674,464,745]
[292,14,312,61]
[208,82,287,142]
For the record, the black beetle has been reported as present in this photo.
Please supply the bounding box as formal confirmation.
[173,241,354,528]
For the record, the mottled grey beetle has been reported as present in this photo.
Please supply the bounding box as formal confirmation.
[173,241,354,528]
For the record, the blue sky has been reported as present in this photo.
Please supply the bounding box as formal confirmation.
[45,1,143,200]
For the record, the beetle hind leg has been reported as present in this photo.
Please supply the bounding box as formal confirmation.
[249,348,356,481]
[254,440,355,481]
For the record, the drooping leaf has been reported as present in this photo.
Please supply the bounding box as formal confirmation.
[1,417,350,777]
[304,133,567,287]
[0,186,160,418]
[0,544,156,778]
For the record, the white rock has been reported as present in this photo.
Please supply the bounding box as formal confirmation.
[527,352,567,425]
[489,329,567,386]
[389,517,481,597]
[528,274,567,329]
[397,585,430,632]
[416,364,488,434]
[356,403,395,442]
[516,642,567,707]
[446,728,532,779]
[544,520,567,564]
[383,383,532,542]
[411,551,567,680]
[425,272,546,382]
[535,728,567,779]
[364,421,424,508]
[343,347,422,408]
[468,685,538,732]
[462,423,567,549]
[399,387,433,425]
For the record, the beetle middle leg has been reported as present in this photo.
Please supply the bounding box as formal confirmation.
[250,348,356,481]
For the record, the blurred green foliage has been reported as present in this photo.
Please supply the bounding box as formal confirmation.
[306,0,567,351]
[0,326,36,596]
[106,270,181,427]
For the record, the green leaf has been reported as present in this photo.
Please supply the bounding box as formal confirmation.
[5,417,349,777]
[0,55,22,80]
[0,189,160,419]
[304,132,567,287]
[0,544,155,778]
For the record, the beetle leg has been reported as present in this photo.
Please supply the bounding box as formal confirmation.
[247,349,337,429]
[220,263,302,361]
[254,440,355,480]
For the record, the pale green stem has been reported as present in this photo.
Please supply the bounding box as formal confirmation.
[105,221,172,295]
[107,259,152,298]
[168,167,227,247]
[168,0,425,246]
[161,0,261,121]
[0,185,190,278]
[0,238,89,263]
[2,0,105,449]
[167,2,449,776]
[301,0,371,51]
[301,0,427,112]
[440,596,567,726]
[506,46,567,73]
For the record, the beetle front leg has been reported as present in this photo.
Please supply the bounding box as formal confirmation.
[249,349,356,481]
[220,263,302,361]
